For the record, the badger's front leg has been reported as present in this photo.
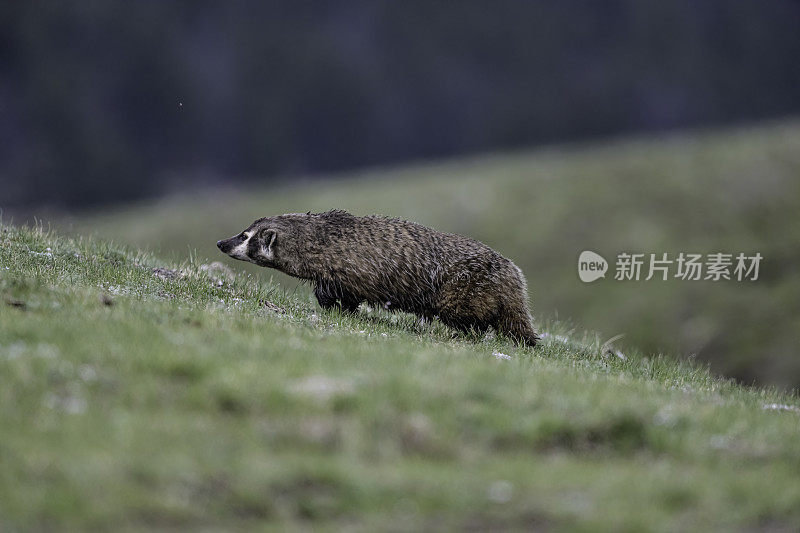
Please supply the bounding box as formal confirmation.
[314,280,361,313]
[314,282,337,310]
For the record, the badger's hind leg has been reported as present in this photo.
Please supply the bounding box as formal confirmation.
[493,307,539,347]
[339,294,362,313]
[438,313,492,341]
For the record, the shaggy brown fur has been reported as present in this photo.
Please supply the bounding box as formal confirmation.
[217,210,538,346]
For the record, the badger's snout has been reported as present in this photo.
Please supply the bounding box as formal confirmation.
[217,233,251,262]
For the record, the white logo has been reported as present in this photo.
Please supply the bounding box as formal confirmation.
[578,250,608,282]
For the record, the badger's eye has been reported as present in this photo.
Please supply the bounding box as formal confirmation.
[238,232,247,240]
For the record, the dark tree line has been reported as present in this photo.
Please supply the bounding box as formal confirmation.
[2,1,800,208]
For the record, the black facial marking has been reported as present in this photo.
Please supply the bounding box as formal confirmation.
[247,233,261,260]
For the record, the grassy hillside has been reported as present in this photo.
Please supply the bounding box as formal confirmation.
[63,119,800,389]
[2,223,800,530]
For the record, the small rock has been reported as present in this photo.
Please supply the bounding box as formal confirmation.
[259,299,286,313]
[709,435,729,449]
[299,418,339,447]
[401,413,435,452]
[487,480,514,504]
[199,261,235,282]
[152,267,183,279]
[762,403,800,413]
[5,298,26,310]
[44,394,87,415]
[78,365,97,382]
[289,376,355,401]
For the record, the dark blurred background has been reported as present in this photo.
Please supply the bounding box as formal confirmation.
[2,1,800,208]
[2,1,800,390]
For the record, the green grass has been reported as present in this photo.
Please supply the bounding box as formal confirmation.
[2,223,800,531]
[61,118,800,390]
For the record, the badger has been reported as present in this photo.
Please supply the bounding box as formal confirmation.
[216,210,538,346]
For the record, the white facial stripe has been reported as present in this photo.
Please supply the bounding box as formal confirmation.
[230,232,253,260]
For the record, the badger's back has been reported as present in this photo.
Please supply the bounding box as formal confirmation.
[311,211,523,318]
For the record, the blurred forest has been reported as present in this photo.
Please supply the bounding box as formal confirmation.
[2,1,800,209]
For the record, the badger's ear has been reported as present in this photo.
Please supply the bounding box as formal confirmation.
[259,229,277,258]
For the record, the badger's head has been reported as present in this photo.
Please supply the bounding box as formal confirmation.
[218,211,347,277]
[216,217,280,268]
